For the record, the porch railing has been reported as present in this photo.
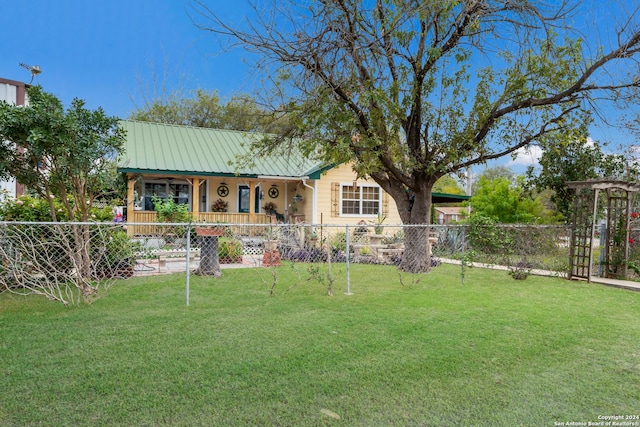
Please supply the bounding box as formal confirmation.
[126,211,272,236]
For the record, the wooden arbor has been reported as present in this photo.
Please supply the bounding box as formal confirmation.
[567,180,640,281]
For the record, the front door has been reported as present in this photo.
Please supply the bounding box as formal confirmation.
[238,185,250,213]
[238,185,262,213]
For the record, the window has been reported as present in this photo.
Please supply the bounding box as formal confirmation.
[340,184,381,216]
[238,185,250,213]
[143,180,190,211]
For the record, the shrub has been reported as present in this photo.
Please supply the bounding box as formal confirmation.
[0,195,116,222]
[93,227,139,279]
[218,237,243,263]
[330,232,347,252]
[466,215,513,255]
[281,248,328,263]
[151,196,192,223]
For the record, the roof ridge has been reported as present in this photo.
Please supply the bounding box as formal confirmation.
[120,119,262,136]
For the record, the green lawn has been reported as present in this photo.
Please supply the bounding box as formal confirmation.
[1,264,639,426]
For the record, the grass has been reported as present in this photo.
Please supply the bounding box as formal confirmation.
[1,263,639,426]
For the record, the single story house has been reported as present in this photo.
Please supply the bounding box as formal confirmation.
[435,206,468,224]
[116,120,469,234]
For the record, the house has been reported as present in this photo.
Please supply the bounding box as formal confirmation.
[435,206,468,224]
[116,120,469,233]
[0,77,28,199]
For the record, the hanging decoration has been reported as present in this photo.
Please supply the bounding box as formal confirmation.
[217,183,229,197]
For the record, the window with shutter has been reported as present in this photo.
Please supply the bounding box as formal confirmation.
[337,183,382,216]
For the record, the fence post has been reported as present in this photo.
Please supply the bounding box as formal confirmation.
[345,224,352,295]
[186,223,191,306]
[598,221,606,277]
[461,226,466,285]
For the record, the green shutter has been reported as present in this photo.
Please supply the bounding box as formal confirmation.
[382,191,389,216]
[332,182,340,217]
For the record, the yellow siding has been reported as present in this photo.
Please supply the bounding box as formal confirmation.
[205,178,289,218]
[125,164,402,233]
[314,163,402,226]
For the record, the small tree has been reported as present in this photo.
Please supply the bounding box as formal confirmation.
[470,176,559,224]
[0,86,126,303]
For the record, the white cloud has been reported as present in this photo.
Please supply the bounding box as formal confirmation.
[502,137,602,171]
[506,145,544,167]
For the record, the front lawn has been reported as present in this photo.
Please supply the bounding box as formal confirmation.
[1,264,639,426]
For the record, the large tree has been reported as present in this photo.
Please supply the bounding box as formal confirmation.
[193,0,640,272]
[0,85,126,302]
[526,133,635,219]
[130,88,284,132]
[433,175,465,195]
[471,166,517,195]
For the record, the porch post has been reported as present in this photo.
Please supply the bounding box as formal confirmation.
[192,178,200,220]
[126,177,135,236]
[249,180,257,224]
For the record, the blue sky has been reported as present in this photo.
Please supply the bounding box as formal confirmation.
[1,0,255,117]
[2,0,638,174]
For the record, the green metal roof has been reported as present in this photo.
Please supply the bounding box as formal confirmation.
[116,120,324,179]
[431,192,470,203]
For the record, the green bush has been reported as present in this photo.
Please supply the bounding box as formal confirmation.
[467,215,513,255]
[151,196,192,223]
[0,195,68,221]
[93,227,139,279]
[330,232,347,252]
[0,195,116,222]
[218,237,243,262]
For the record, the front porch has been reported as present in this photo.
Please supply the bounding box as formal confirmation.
[125,210,273,236]
[124,172,311,236]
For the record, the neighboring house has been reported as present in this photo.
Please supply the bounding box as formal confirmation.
[116,120,469,233]
[0,77,28,199]
[435,206,468,224]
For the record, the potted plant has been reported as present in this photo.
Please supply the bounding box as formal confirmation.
[263,201,277,215]
[289,200,299,214]
[263,226,279,251]
[307,228,319,248]
[195,226,225,236]
[211,198,228,212]
[383,230,404,248]
[369,212,386,234]
[359,246,372,256]
[262,226,281,266]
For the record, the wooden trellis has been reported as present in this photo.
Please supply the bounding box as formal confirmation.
[567,180,640,281]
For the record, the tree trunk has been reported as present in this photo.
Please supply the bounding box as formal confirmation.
[400,225,433,273]
[196,235,222,277]
[386,180,434,274]
[70,223,97,302]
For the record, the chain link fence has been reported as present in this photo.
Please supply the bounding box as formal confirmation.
[2,221,635,305]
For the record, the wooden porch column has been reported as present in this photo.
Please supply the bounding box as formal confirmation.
[126,177,135,236]
[192,178,200,219]
[248,180,257,224]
